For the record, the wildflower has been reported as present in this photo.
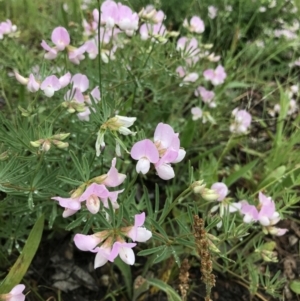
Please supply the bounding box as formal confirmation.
[0,20,17,39]
[131,123,185,180]
[0,284,26,301]
[122,212,152,242]
[78,183,110,214]
[40,75,61,97]
[208,6,218,19]
[191,107,203,120]
[183,16,205,34]
[109,239,137,265]
[230,108,252,134]
[41,26,70,58]
[194,86,216,107]
[130,139,159,174]
[210,182,241,227]
[139,5,165,23]
[240,192,288,236]
[140,22,167,42]
[74,230,109,251]
[203,65,227,86]
[51,195,82,217]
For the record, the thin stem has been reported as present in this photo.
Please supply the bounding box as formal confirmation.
[97,0,103,104]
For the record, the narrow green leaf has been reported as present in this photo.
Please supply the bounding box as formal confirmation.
[181,119,195,148]
[146,278,182,301]
[0,215,44,293]
[290,280,300,294]
[225,159,258,186]
[114,257,132,298]
[69,150,86,181]
[57,175,83,186]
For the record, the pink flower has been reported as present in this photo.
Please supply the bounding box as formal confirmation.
[71,73,89,92]
[109,241,137,265]
[51,27,70,50]
[101,157,127,187]
[240,193,288,236]
[74,231,109,251]
[183,16,205,34]
[40,75,61,97]
[191,107,203,120]
[208,6,218,19]
[257,192,280,226]
[176,37,199,55]
[194,86,216,107]
[0,284,26,301]
[59,72,72,88]
[230,108,252,134]
[123,212,152,242]
[78,183,110,214]
[203,65,227,86]
[131,139,159,174]
[117,3,139,35]
[211,182,228,201]
[41,27,70,59]
[68,44,86,64]
[51,196,82,218]
[131,123,185,180]
[99,1,119,28]
[0,19,17,39]
[183,72,199,83]
[27,74,40,92]
[41,40,58,59]
[140,22,167,41]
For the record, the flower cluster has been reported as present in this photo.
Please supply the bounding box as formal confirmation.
[229,108,252,134]
[240,192,288,236]
[41,26,86,64]
[74,212,152,268]
[52,158,125,217]
[63,73,101,121]
[14,71,71,97]
[131,123,186,180]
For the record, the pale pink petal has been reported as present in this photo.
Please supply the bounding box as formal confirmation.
[71,73,89,92]
[74,233,103,251]
[51,26,70,50]
[131,139,159,163]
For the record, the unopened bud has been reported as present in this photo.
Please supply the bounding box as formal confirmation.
[0,151,9,161]
[191,180,205,194]
[71,184,86,198]
[51,133,70,140]
[166,31,180,38]
[30,139,44,148]
[14,71,29,85]
[200,188,219,201]
[260,249,278,262]
[52,140,69,149]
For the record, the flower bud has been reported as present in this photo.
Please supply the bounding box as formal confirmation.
[191,180,205,194]
[0,151,9,161]
[51,133,70,140]
[52,140,69,149]
[30,139,44,148]
[260,250,278,262]
[200,188,219,201]
[71,184,86,198]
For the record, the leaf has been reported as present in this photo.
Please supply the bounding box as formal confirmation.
[290,280,300,294]
[225,159,258,186]
[0,215,44,293]
[225,81,252,88]
[181,119,195,148]
[146,278,182,301]
[114,257,132,298]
